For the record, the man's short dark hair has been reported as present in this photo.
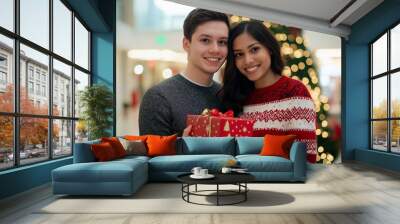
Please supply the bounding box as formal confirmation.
[183,8,230,41]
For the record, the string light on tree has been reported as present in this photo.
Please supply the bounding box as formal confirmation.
[295,36,303,44]
[302,77,309,85]
[298,62,305,70]
[263,21,271,28]
[294,49,303,58]
[291,64,299,72]
[231,15,240,23]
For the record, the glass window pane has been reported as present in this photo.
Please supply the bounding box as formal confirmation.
[372,77,387,119]
[20,0,49,49]
[75,18,89,70]
[372,121,388,151]
[20,44,49,115]
[20,117,49,165]
[53,119,72,158]
[0,34,14,113]
[53,59,72,117]
[391,120,400,153]
[0,0,14,31]
[391,72,400,118]
[75,120,88,143]
[391,24,400,70]
[0,116,14,170]
[53,0,72,60]
[372,33,387,76]
[74,69,89,118]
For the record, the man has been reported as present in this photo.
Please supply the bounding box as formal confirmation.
[139,9,229,136]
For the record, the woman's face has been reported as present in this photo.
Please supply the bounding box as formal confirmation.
[232,32,272,82]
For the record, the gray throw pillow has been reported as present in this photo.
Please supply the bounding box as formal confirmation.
[118,138,147,156]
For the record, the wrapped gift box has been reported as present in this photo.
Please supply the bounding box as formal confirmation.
[186,115,255,137]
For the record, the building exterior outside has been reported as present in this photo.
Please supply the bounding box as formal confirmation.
[0,41,78,167]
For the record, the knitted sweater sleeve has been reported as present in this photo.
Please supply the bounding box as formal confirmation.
[291,83,317,163]
[139,87,174,136]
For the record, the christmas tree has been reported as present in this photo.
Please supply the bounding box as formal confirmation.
[230,16,339,164]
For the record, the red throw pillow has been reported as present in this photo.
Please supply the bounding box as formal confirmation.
[91,142,117,161]
[260,134,297,159]
[146,134,177,157]
[101,137,127,158]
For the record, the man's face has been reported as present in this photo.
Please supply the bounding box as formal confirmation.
[183,21,229,76]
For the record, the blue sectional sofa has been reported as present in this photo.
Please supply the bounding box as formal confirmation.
[52,137,307,196]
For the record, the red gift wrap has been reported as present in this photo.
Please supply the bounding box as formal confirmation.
[186,112,255,137]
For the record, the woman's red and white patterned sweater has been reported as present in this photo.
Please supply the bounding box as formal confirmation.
[241,76,317,163]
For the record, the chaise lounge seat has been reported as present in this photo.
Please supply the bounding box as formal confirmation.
[52,141,149,196]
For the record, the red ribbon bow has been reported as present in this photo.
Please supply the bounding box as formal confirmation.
[202,108,234,118]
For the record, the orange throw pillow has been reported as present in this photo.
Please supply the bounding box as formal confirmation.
[101,137,127,158]
[91,142,117,161]
[124,135,148,142]
[146,134,177,157]
[260,134,297,159]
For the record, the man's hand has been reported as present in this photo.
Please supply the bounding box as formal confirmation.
[182,125,192,137]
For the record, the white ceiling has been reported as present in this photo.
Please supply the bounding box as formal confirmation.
[167,0,384,38]
[227,0,352,22]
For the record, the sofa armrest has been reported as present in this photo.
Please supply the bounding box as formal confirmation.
[289,142,307,181]
[73,140,100,163]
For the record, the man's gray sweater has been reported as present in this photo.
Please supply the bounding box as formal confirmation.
[139,74,224,136]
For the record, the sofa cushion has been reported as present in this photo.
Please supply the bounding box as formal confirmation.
[53,163,133,183]
[147,134,177,157]
[236,155,293,172]
[180,137,235,155]
[52,159,147,183]
[119,138,148,156]
[91,142,118,161]
[124,135,148,142]
[260,134,297,159]
[115,155,150,163]
[101,137,127,158]
[236,137,263,155]
[148,154,235,172]
[52,157,149,195]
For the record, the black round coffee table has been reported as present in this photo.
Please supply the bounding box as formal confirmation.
[177,173,255,206]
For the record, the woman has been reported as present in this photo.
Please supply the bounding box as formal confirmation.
[220,21,317,163]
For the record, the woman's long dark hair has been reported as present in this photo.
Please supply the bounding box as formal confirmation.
[219,21,285,115]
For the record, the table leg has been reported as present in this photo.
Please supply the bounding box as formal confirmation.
[181,184,183,200]
[245,183,247,201]
[187,184,190,202]
[217,184,219,206]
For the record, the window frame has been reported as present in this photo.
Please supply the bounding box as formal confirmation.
[0,0,92,171]
[370,20,400,154]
